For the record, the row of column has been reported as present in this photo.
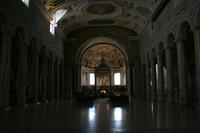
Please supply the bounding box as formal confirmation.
[146,46,181,102]
[145,29,200,105]
[28,48,64,104]
[0,30,65,108]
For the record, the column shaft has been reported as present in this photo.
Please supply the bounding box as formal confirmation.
[176,39,187,103]
[146,61,151,99]
[17,41,27,105]
[157,54,164,101]
[57,62,60,100]
[165,48,174,102]
[42,55,47,101]
[0,33,11,107]
[194,30,200,106]
[32,48,39,103]
[151,57,157,100]
[51,59,54,100]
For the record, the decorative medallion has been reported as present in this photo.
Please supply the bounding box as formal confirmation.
[86,3,116,15]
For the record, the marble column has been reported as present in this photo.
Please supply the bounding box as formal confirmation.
[56,61,60,100]
[165,47,174,102]
[141,64,147,98]
[61,63,65,99]
[128,64,134,97]
[32,46,39,103]
[157,52,164,101]
[42,54,47,102]
[73,64,78,95]
[150,57,157,100]
[51,58,54,101]
[193,26,200,107]
[65,67,72,98]
[146,60,151,99]
[47,58,51,101]
[176,38,187,104]
[134,58,142,98]
[0,31,12,107]
[17,40,27,105]
[77,64,81,93]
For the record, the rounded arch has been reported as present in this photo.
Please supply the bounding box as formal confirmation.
[40,45,47,54]
[176,16,193,34]
[158,42,164,52]
[81,43,126,68]
[28,32,39,46]
[178,21,198,104]
[74,36,130,97]
[167,33,176,48]
[151,48,156,57]
[13,25,25,41]
[76,36,129,66]
[179,21,192,39]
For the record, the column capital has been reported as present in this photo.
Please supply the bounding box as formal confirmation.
[175,38,186,43]
[165,45,173,50]
[150,55,156,59]
[157,49,165,55]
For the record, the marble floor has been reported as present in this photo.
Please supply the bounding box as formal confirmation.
[0,98,200,133]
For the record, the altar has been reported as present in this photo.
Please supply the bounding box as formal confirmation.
[95,58,111,94]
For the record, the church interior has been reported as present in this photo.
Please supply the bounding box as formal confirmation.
[0,0,200,132]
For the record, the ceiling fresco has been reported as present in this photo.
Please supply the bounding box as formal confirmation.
[42,0,162,35]
[82,44,126,68]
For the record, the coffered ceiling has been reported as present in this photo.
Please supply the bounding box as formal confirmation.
[43,0,162,35]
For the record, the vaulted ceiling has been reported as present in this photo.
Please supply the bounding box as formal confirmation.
[43,0,162,35]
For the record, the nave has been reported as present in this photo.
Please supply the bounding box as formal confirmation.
[0,99,200,133]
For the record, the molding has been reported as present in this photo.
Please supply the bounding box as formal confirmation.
[151,0,170,21]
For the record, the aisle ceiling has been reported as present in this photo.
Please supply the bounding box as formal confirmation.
[44,0,162,34]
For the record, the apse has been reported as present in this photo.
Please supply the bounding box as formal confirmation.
[80,44,127,93]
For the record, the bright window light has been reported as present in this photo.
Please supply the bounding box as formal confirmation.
[50,23,55,35]
[89,73,95,85]
[21,0,29,7]
[114,108,122,121]
[50,9,67,35]
[114,73,121,85]
[88,106,96,121]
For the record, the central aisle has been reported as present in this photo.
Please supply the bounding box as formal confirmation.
[0,98,200,133]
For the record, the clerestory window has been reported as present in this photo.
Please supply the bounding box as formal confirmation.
[50,9,67,35]
[114,73,121,85]
[21,0,29,7]
[89,73,95,85]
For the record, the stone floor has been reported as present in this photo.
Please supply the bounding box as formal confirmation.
[0,98,200,133]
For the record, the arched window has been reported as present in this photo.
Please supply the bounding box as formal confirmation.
[50,9,67,35]
[114,73,121,85]
[89,73,95,85]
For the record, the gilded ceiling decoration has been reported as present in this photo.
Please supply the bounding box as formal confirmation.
[82,44,125,68]
[43,0,162,34]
